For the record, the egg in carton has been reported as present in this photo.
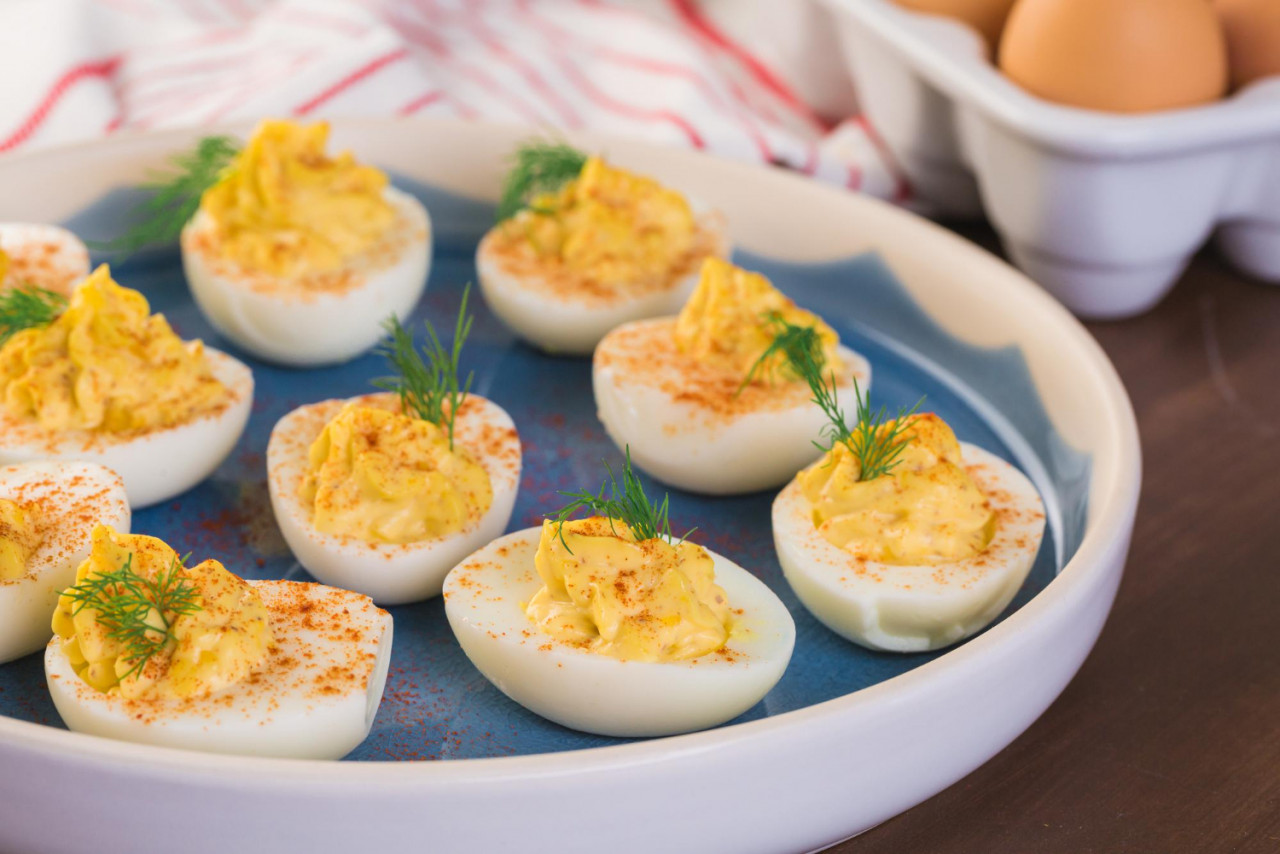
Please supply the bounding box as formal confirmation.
[820,0,1280,319]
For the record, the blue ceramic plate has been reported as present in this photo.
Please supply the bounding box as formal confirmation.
[0,121,1140,854]
[2,180,1085,761]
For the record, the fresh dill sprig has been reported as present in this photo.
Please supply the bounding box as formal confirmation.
[373,285,475,450]
[98,135,240,255]
[738,310,827,392]
[752,313,923,481]
[840,379,923,481]
[495,140,588,222]
[64,553,202,685]
[0,284,67,346]
[550,447,693,553]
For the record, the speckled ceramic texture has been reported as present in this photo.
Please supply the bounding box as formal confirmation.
[0,179,1086,761]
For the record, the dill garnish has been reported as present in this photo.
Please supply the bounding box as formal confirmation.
[753,313,923,482]
[495,141,588,222]
[0,284,67,346]
[373,285,475,450]
[738,310,827,391]
[99,135,240,255]
[550,447,694,553]
[64,553,202,685]
[837,379,923,482]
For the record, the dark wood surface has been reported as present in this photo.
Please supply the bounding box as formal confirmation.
[834,224,1280,854]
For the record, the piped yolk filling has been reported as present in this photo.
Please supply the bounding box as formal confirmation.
[300,402,493,544]
[0,265,229,434]
[525,517,731,663]
[199,119,395,278]
[505,157,696,284]
[51,525,271,700]
[801,414,996,566]
[675,257,844,383]
[0,498,39,580]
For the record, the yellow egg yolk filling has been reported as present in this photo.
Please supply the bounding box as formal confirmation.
[508,156,696,284]
[0,265,229,434]
[525,517,731,663]
[801,414,996,565]
[0,498,39,580]
[300,403,493,544]
[52,525,271,700]
[675,257,844,382]
[199,119,396,278]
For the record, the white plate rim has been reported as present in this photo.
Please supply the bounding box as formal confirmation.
[0,118,1142,851]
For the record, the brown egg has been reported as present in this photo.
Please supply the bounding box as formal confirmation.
[1215,0,1280,90]
[999,0,1229,113]
[894,0,1018,51]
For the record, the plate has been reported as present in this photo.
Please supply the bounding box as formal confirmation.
[0,119,1140,854]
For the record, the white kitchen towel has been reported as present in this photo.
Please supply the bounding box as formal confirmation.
[0,0,912,202]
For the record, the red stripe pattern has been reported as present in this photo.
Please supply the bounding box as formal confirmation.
[665,0,830,134]
[0,57,121,153]
[0,0,907,203]
[293,48,409,116]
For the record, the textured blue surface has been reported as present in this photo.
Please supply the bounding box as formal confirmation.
[0,179,1090,761]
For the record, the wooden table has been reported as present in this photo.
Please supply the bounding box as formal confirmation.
[833,225,1280,854]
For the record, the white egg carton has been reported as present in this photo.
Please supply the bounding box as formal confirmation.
[820,0,1280,318]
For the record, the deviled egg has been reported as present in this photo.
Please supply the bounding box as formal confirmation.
[773,412,1046,652]
[180,120,431,366]
[268,296,520,604]
[444,453,794,737]
[594,257,871,495]
[0,265,253,509]
[476,142,730,355]
[45,525,393,759]
[0,223,89,295]
[0,461,130,663]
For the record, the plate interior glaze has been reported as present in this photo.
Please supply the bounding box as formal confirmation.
[0,178,1089,761]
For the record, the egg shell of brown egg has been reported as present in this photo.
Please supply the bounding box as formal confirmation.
[893,0,1018,52]
[998,0,1229,113]
[1215,0,1280,91]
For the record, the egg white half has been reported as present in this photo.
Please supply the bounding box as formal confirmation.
[0,349,253,510]
[181,186,431,367]
[0,223,89,295]
[773,443,1047,653]
[268,392,522,605]
[0,461,130,664]
[443,527,796,738]
[45,580,393,760]
[594,318,872,495]
[475,207,730,356]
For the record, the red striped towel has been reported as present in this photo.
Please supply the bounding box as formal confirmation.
[0,0,910,202]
